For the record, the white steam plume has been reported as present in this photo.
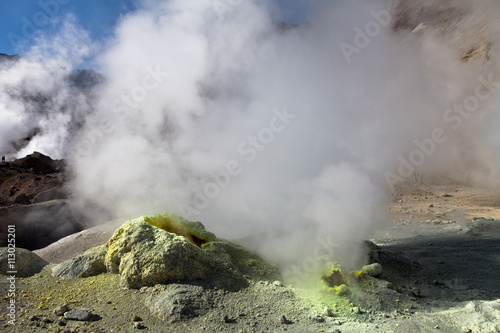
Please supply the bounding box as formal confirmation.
[0,15,98,159]
[68,0,500,272]
[2,0,500,276]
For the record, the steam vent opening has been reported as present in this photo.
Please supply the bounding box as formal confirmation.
[144,213,216,248]
[321,267,349,288]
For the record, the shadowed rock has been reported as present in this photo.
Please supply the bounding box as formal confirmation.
[0,247,48,277]
[64,308,93,321]
[52,245,107,278]
[145,284,213,323]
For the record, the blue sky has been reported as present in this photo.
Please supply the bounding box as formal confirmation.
[0,0,306,68]
[0,0,137,57]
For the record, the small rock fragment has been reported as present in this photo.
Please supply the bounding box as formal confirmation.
[323,307,334,317]
[361,263,383,277]
[223,315,236,323]
[41,317,53,323]
[352,307,363,314]
[134,322,145,329]
[54,304,69,316]
[280,315,293,324]
[310,314,325,322]
[333,284,351,296]
[64,308,93,321]
[272,280,283,287]
[462,327,472,333]
[132,315,142,322]
[28,315,38,321]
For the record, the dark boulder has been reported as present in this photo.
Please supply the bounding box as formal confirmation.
[0,247,48,277]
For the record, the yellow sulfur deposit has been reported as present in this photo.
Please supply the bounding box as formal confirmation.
[144,213,217,248]
[333,284,351,295]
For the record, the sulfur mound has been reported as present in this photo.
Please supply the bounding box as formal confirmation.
[54,213,279,290]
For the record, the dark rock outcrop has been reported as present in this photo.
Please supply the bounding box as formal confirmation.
[10,152,64,175]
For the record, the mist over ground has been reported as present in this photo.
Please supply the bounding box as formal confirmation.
[1,0,499,276]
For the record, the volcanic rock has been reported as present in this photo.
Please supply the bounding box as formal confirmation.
[411,287,421,297]
[144,284,213,323]
[14,193,31,205]
[323,307,334,317]
[10,151,63,175]
[0,153,65,207]
[54,304,69,316]
[310,314,325,322]
[53,213,280,290]
[53,245,107,278]
[0,247,48,277]
[104,215,214,289]
[134,322,145,329]
[64,308,93,321]
[361,263,383,278]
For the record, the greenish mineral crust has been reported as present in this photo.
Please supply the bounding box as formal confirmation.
[53,213,279,290]
[143,213,217,247]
